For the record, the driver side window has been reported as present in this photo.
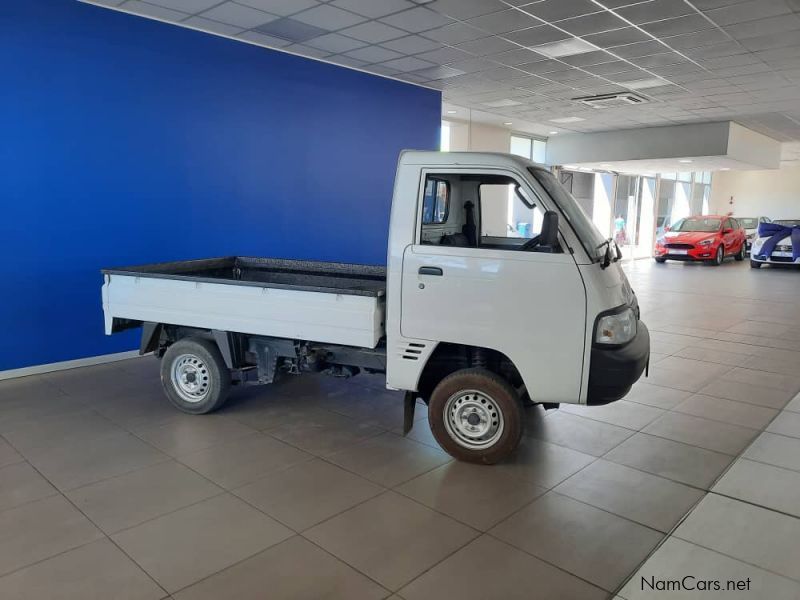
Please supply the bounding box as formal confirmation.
[479,183,552,251]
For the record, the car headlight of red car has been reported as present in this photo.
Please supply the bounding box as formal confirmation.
[697,238,714,246]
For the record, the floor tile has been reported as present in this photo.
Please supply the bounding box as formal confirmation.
[305,491,476,591]
[326,432,451,487]
[0,462,57,511]
[24,430,169,491]
[725,367,800,394]
[0,495,102,576]
[525,410,635,456]
[0,375,65,404]
[558,400,664,431]
[66,460,222,533]
[698,379,793,409]
[223,393,329,431]
[176,432,312,489]
[675,493,800,582]
[396,461,545,530]
[713,458,800,518]
[93,389,185,430]
[604,432,733,489]
[0,437,23,468]
[766,411,800,438]
[673,394,778,429]
[656,356,732,378]
[642,412,758,455]
[400,534,606,600]
[676,346,748,367]
[3,409,123,455]
[267,409,384,456]
[620,537,800,599]
[554,459,704,532]
[173,535,387,600]
[112,493,293,593]
[233,458,383,531]
[0,538,164,600]
[493,436,595,488]
[786,393,800,413]
[644,365,722,393]
[491,492,663,592]
[133,414,256,457]
[744,431,800,472]
[623,382,692,410]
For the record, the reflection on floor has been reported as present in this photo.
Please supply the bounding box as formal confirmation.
[0,259,799,599]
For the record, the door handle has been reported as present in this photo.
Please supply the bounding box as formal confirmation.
[418,266,443,276]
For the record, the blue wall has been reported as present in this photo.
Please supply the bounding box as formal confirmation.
[0,0,441,371]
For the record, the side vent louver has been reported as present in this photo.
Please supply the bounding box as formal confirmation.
[400,342,426,361]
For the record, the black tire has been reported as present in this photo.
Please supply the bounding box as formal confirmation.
[654,257,667,264]
[160,337,231,414]
[735,243,746,261]
[750,259,762,269]
[428,368,522,464]
[709,245,724,266]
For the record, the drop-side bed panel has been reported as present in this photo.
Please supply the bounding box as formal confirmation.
[101,257,386,348]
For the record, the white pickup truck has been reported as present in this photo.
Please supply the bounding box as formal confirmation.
[102,151,649,463]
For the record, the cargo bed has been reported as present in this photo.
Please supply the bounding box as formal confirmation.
[102,257,386,348]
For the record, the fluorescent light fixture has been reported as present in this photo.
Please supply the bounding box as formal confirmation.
[601,163,612,168]
[678,159,693,163]
[503,122,513,125]
[549,131,558,135]
[533,38,595,58]
[720,167,730,171]
[446,110,457,114]
[549,116,585,123]
[564,164,579,169]
[578,167,593,171]
[622,78,669,90]
[483,99,523,108]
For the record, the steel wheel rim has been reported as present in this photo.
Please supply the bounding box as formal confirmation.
[171,353,211,403]
[717,246,723,263]
[443,389,504,450]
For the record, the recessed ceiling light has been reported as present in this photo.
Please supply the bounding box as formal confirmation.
[622,78,669,90]
[549,131,558,135]
[550,116,585,124]
[720,167,730,171]
[534,38,595,59]
[503,122,513,125]
[678,159,693,163]
[483,99,523,108]
[601,163,612,168]
[564,164,579,169]
[446,110,457,114]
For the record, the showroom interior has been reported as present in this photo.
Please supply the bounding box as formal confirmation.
[2,0,800,598]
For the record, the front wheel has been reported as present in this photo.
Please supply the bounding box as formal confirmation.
[750,259,762,269]
[428,368,522,464]
[160,337,231,414]
[709,245,724,266]
[735,243,746,261]
[654,257,667,264]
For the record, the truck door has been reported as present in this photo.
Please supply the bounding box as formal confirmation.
[400,170,587,404]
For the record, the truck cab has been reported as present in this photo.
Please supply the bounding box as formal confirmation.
[102,151,649,465]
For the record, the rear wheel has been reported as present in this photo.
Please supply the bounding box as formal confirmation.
[710,245,724,266]
[428,368,523,464]
[750,259,762,269]
[654,257,667,264]
[735,243,746,261]
[160,337,231,414]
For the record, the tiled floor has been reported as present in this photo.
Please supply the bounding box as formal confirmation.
[1,259,800,599]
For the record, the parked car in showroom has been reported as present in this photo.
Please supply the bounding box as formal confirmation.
[750,219,800,268]
[736,216,771,252]
[654,215,747,266]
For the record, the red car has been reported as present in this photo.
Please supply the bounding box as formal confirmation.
[654,215,747,266]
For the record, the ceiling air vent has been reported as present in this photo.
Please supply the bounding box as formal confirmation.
[574,92,649,109]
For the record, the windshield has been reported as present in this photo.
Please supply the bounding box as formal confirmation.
[775,219,800,227]
[671,217,721,233]
[529,168,606,261]
[737,218,758,229]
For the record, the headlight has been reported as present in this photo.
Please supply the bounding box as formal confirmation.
[752,238,764,251]
[595,307,637,346]
[698,238,714,246]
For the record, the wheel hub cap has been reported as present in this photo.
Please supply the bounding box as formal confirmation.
[443,390,504,450]
[171,354,210,403]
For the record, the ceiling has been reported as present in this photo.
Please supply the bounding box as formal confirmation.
[84,0,800,147]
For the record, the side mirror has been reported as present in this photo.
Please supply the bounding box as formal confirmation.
[539,211,559,252]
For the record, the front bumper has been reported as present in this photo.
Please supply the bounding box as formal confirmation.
[587,321,650,405]
[654,245,716,261]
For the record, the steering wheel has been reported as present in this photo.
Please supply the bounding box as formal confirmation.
[520,234,541,251]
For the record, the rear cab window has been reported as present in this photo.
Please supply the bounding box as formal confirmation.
[422,178,449,224]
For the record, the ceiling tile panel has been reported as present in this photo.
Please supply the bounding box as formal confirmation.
[200,2,277,28]
[329,0,415,19]
[236,0,318,17]
[291,4,367,29]
[380,7,453,33]
[339,21,407,43]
